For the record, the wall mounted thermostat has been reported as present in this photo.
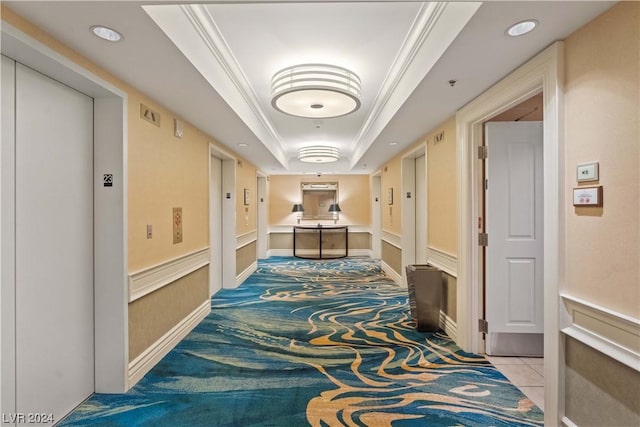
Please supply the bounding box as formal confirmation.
[576,162,599,182]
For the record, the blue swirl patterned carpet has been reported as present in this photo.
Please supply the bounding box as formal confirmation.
[61,257,543,426]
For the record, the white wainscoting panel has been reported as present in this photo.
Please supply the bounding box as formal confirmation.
[127,300,210,388]
[426,247,457,277]
[237,231,257,249]
[561,294,640,372]
[381,230,402,249]
[128,248,210,302]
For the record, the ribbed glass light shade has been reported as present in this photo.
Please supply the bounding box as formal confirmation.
[272,64,361,118]
[298,146,340,163]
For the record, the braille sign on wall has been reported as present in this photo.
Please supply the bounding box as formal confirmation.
[103,174,113,187]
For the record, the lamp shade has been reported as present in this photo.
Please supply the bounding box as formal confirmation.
[328,204,342,213]
[292,204,304,213]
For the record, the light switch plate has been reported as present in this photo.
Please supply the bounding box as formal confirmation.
[576,162,599,182]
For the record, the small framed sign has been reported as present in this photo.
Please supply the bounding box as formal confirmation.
[387,188,394,205]
[573,186,603,207]
[243,188,250,206]
[576,162,599,182]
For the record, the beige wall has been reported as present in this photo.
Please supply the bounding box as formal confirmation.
[426,117,457,255]
[127,96,210,272]
[268,175,370,226]
[562,3,640,424]
[564,1,639,318]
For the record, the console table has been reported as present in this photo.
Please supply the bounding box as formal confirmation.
[293,225,348,259]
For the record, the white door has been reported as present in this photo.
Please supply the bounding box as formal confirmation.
[210,155,223,296]
[415,155,427,262]
[485,121,543,356]
[15,63,95,422]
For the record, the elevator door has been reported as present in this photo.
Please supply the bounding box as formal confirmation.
[14,62,95,423]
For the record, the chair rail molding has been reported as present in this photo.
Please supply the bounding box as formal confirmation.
[426,247,457,277]
[129,248,210,302]
[237,230,257,249]
[381,230,402,249]
[561,294,640,372]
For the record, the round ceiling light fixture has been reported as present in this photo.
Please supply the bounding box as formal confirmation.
[298,146,340,163]
[506,20,538,37]
[272,64,361,118]
[90,25,123,42]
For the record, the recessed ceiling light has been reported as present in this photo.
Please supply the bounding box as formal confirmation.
[389,142,398,146]
[91,25,123,42]
[238,143,249,147]
[506,20,538,37]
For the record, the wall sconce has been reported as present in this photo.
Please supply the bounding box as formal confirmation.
[328,203,341,224]
[292,203,304,224]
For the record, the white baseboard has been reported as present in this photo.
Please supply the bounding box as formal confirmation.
[439,311,457,341]
[381,260,403,286]
[349,249,372,257]
[267,249,292,257]
[235,261,257,287]
[561,416,578,427]
[127,300,210,389]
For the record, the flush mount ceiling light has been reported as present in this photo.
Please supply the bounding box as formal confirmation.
[506,20,538,37]
[298,146,340,163]
[90,25,123,42]
[272,64,361,118]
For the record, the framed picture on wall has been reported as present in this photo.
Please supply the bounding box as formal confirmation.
[388,188,393,205]
[244,188,250,205]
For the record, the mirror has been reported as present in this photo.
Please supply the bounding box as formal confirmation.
[301,182,338,220]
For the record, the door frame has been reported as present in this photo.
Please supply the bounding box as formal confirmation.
[209,144,236,290]
[456,42,564,424]
[371,173,382,259]
[256,172,268,260]
[1,21,128,411]
[400,144,426,284]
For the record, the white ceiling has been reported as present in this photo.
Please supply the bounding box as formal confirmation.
[3,1,615,175]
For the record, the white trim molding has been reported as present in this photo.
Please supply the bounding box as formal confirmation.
[129,248,210,302]
[237,230,257,249]
[427,247,457,277]
[561,294,640,372]
[127,300,210,388]
[267,249,292,257]
[456,42,564,425]
[381,230,402,249]
[381,260,403,286]
[439,311,457,341]
[235,261,257,287]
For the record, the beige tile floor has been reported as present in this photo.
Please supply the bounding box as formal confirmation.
[486,356,545,411]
